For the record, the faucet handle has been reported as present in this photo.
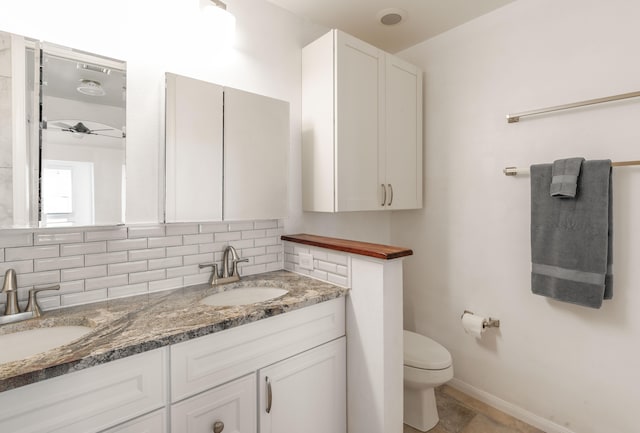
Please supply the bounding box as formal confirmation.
[2,269,18,293]
[231,258,249,277]
[199,263,220,285]
[26,285,60,317]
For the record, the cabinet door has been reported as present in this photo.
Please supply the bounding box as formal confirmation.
[335,31,384,212]
[165,73,223,222]
[259,337,346,433]
[223,87,289,220]
[171,374,256,433]
[383,55,423,210]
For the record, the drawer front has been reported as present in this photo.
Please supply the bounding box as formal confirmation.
[0,348,167,433]
[101,409,167,433]
[171,374,256,433]
[171,297,345,402]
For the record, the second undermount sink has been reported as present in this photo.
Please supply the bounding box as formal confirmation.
[0,326,93,365]
[201,287,289,307]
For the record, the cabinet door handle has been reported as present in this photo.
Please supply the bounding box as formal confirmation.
[387,184,393,206]
[212,420,224,433]
[266,376,273,414]
[381,184,387,206]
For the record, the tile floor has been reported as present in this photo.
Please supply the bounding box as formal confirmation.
[403,385,546,433]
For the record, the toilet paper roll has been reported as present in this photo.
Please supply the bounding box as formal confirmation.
[462,312,485,338]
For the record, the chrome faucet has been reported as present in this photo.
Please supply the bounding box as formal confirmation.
[0,269,60,325]
[199,245,249,287]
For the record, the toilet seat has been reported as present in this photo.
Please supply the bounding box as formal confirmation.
[404,330,452,370]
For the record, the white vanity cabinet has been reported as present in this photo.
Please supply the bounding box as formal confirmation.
[165,73,289,223]
[101,410,167,433]
[0,348,167,433]
[170,297,346,433]
[302,29,422,212]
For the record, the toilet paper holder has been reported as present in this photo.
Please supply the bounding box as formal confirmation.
[462,310,500,329]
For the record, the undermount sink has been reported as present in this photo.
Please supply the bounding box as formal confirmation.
[0,326,93,364]
[200,287,289,307]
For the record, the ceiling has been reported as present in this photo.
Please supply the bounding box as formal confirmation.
[266,0,516,53]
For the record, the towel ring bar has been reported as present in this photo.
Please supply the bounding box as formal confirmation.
[503,160,640,176]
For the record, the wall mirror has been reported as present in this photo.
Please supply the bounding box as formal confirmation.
[0,30,126,228]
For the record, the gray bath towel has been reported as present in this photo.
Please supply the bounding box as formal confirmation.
[530,160,613,308]
[550,157,584,198]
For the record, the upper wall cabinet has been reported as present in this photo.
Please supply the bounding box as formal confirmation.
[302,29,422,212]
[165,73,289,223]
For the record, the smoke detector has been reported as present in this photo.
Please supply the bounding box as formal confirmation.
[377,8,406,26]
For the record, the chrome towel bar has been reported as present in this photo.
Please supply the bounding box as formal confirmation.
[503,160,640,176]
[506,90,640,123]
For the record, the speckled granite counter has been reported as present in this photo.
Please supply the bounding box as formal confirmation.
[0,270,348,392]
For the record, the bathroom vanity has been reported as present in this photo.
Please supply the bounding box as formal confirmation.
[0,272,347,433]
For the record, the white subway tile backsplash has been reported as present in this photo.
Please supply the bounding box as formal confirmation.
[166,224,199,236]
[0,232,33,248]
[86,274,129,291]
[127,225,165,238]
[84,228,127,242]
[183,233,214,245]
[310,249,328,261]
[327,252,348,265]
[183,252,214,266]
[107,238,147,252]
[0,260,34,275]
[148,256,182,270]
[5,245,59,261]
[62,265,107,282]
[284,242,350,287]
[62,289,107,307]
[215,231,242,242]
[35,231,83,245]
[336,265,348,276]
[242,229,266,240]
[183,273,211,286]
[108,260,147,275]
[61,241,107,256]
[129,269,166,284]
[108,283,148,299]
[199,222,228,233]
[167,245,199,257]
[128,248,165,261]
[18,270,60,288]
[167,264,200,279]
[254,220,278,230]
[148,235,182,248]
[0,219,284,309]
[327,273,348,287]
[149,277,184,292]
[228,222,254,232]
[316,260,337,274]
[35,256,84,272]
[85,251,128,266]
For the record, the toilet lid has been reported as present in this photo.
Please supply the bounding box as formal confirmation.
[403,330,452,370]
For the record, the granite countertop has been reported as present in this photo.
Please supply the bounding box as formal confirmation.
[0,270,348,392]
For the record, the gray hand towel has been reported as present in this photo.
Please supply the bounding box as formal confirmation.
[530,160,613,308]
[550,157,585,198]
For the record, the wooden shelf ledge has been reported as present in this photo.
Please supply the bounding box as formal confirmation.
[281,234,413,260]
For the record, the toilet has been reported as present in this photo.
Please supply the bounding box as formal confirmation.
[403,330,454,432]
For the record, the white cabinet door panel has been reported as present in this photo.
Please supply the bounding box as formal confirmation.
[100,409,167,433]
[223,87,289,220]
[384,55,422,209]
[165,73,223,222]
[259,337,346,433]
[171,374,256,433]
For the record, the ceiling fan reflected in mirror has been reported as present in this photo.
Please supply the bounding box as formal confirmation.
[47,120,125,138]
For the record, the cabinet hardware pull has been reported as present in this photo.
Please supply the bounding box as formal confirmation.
[212,420,224,433]
[381,184,387,206]
[387,184,393,206]
[266,376,273,413]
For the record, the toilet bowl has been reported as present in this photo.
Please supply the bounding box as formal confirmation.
[403,330,453,432]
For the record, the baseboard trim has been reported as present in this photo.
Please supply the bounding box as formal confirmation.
[448,378,576,433]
